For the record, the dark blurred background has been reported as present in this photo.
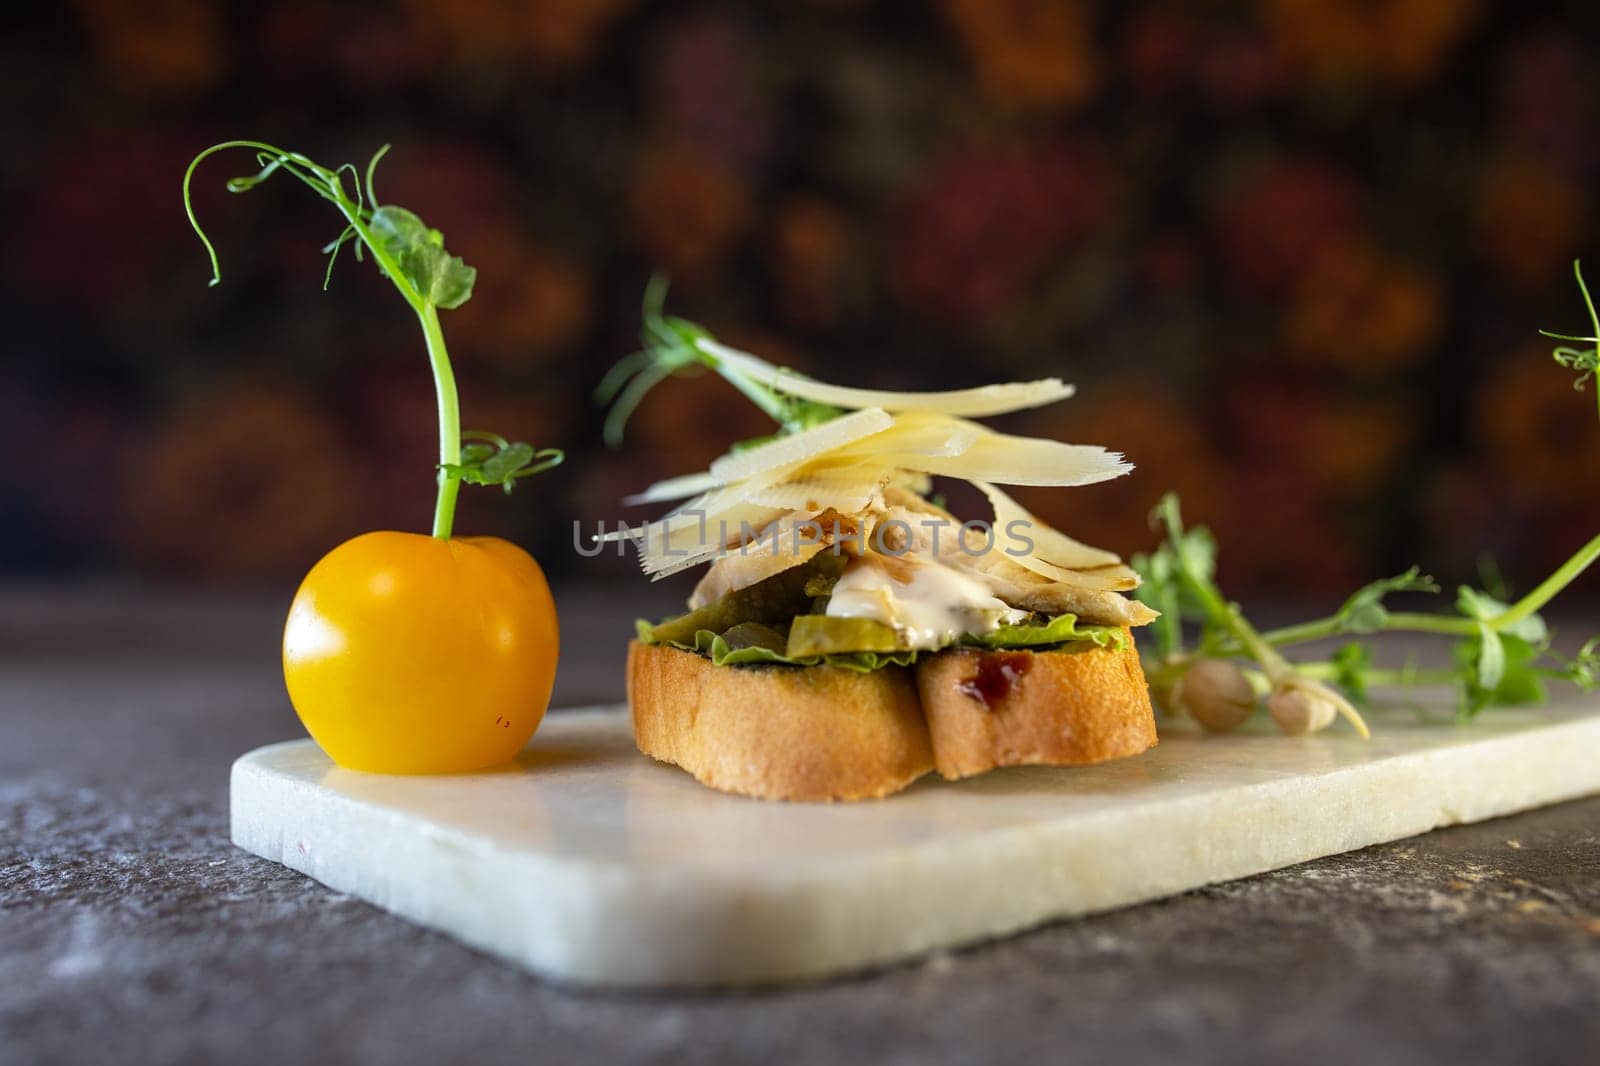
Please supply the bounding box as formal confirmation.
[5,0,1600,604]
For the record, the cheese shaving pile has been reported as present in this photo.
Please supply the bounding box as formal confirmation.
[606,342,1157,632]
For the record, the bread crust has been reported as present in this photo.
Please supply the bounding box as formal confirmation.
[915,634,1157,780]
[628,631,1158,800]
[627,641,935,802]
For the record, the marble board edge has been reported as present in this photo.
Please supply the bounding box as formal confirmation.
[229,706,1600,988]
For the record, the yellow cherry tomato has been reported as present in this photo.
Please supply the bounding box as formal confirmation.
[283,531,559,773]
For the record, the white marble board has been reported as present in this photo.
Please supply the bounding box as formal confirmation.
[231,702,1600,988]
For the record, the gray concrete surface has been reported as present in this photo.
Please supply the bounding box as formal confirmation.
[3,584,1599,1066]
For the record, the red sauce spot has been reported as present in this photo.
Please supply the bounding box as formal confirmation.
[957,652,1031,710]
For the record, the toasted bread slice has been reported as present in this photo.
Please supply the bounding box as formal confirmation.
[628,632,1158,801]
[628,641,935,802]
[914,633,1156,780]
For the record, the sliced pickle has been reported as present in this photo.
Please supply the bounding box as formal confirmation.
[802,572,839,598]
[644,554,846,646]
[786,615,907,658]
[717,621,788,654]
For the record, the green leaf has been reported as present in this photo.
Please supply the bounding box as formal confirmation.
[1174,527,1216,586]
[598,274,846,447]
[1135,493,1228,658]
[1132,545,1182,657]
[1128,549,1160,589]
[369,204,438,249]
[1145,501,1217,610]
[1506,614,1548,643]
[965,613,1127,652]
[406,245,476,309]
[1475,554,1512,603]
[1336,567,1438,634]
[635,609,1121,672]
[1455,631,1546,718]
[1330,641,1373,704]
[1475,623,1505,691]
[1455,585,1501,620]
[636,621,919,673]
[1454,586,1554,716]
[441,431,563,493]
[369,205,476,309]
[779,399,848,435]
[727,432,782,454]
[1552,637,1600,692]
[657,313,713,349]
[1494,639,1548,705]
[477,441,535,484]
[1456,586,1548,643]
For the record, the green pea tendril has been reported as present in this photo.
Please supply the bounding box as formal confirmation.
[182,141,562,537]
[595,275,844,448]
[1138,260,1600,730]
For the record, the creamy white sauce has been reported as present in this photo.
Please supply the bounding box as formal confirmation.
[824,555,1027,650]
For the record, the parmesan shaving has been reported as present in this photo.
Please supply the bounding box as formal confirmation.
[824,412,981,461]
[746,467,888,514]
[623,470,720,506]
[975,481,1124,570]
[1005,557,1140,591]
[708,408,892,484]
[642,504,791,579]
[884,434,1131,487]
[700,339,1074,416]
[608,346,1154,628]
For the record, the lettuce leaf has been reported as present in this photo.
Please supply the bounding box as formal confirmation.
[636,619,919,673]
[636,610,1126,670]
[964,613,1127,652]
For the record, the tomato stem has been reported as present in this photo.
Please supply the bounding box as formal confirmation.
[420,303,463,539]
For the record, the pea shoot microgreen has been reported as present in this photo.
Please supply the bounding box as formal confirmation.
[441,432,565,494]
[182,140,562,539]
[596,275,845,447]
[1540,260,1600,419]
[1140,260,1600,733]
[1133,495,1373,737]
